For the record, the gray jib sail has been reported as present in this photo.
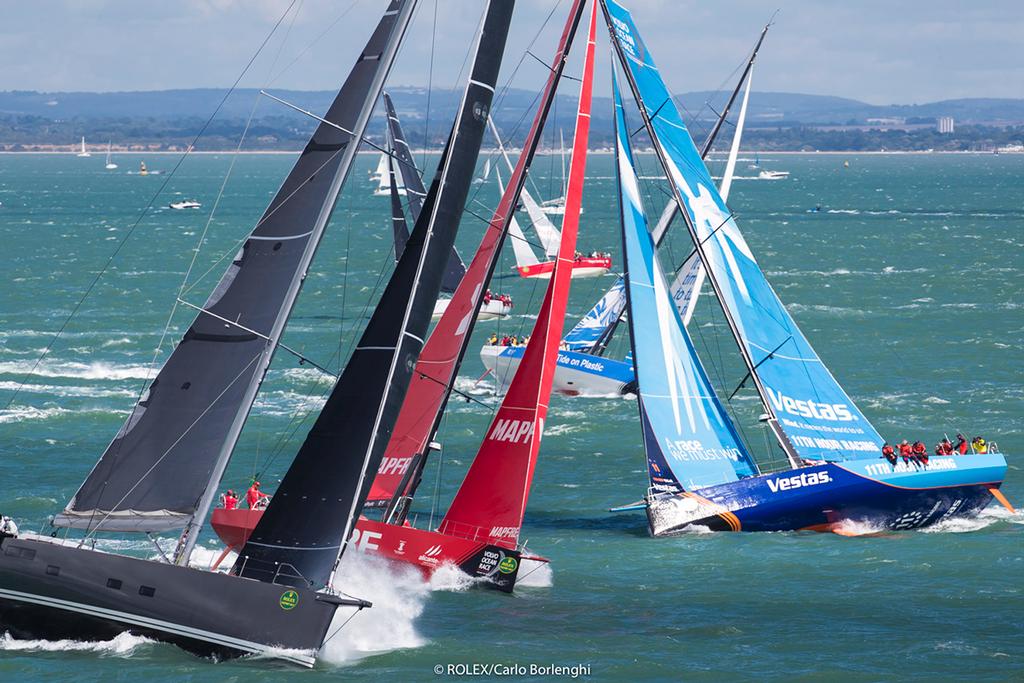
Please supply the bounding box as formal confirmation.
[54,0,416,534]
[383,91,466,293]
[234,0,515,590]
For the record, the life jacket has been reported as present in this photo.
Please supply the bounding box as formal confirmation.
[912,442,926,455]
[898,443,912,457]
[957,440,968,455]
[224,495,238,510]
[882,445,895,457]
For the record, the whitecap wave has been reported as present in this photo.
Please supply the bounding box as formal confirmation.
[0,631,153,655]
[0,360,154,381]
[515,557,553,588]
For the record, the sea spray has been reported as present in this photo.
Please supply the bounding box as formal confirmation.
[319,551,428,665]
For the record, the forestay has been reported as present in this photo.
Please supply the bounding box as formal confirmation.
[54,0,415,533]
[604,0,884,462]
[613,72,757,492]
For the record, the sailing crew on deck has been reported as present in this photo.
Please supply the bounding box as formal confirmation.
[955,433,969,455]
[939,438,954,456]
[881,443,897,466]
[912,440,928,465]
[972,436,988,454]
[246,481,269,509]
[488,333,498,345]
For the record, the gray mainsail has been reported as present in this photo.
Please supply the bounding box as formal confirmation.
[54,0,417,537]
[383,91,466,293]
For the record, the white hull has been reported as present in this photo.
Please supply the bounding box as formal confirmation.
[432,298,511,321]
[524,265,609,280]
[480,345,631,396]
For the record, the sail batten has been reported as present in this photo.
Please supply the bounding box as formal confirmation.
[55,1,417,540]
[603,0,884,463]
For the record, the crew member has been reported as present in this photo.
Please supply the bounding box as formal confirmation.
[912,440,928,465]
[939,438,954,456]
[222,489,238,510]
[488,333,498,345]
[898,439,913,465]
[972,436,988,454]
[881,443,897,466]
[247,481,268,509]
[955,433,969,455]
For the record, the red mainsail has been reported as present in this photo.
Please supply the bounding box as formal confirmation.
[366,0,591,507]
[438,0,599,549]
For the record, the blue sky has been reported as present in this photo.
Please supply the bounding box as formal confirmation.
[1,1,1020,104]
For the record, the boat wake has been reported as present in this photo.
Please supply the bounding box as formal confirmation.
[319,551,428,666]
[0,631,153,655]
[920,504,1023,534]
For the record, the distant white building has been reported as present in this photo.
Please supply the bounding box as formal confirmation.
[937,116,955,134]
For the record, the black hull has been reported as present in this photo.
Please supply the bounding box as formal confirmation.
[0,536,347,666]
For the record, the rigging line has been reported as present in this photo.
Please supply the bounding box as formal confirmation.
[260,90,396,158]
[671,212,739,275]
[1,0,298,414]
[175,299,337,378]
[265,0,360,87]
[728,335,793,400]
[413,369,495,411]
[80,352,264,541]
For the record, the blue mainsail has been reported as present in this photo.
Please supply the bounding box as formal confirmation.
[605,0,884,462]
[614,72,757,491]
[563,276,627,352]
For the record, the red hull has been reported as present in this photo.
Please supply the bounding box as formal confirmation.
[210,509,536,592]
[516,256,611,279]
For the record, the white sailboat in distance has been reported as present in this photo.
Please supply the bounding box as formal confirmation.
[76,137,91,157]
[104,141,118,170]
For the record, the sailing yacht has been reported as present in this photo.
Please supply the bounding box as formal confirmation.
[490,119,611,279]
[211,0,592,593]
[104,142,118,170]
[76,136,91,157]
[369,151,388,182]
[603,0,1008,535]
[0,0,488,665]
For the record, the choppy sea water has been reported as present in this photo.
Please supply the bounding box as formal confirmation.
[0,152,1021,681]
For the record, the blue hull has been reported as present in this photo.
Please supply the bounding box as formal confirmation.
[647,454,1008,534]
[482,345,635,396]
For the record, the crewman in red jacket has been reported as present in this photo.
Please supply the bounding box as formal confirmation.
[898,440,913,465]
[912,440,928,465]
[247,481,269,509]
[881,443,897,467]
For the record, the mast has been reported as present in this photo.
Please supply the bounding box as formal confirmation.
[235,0,516,590]
[601,0,799,468]
[179,0,419,561]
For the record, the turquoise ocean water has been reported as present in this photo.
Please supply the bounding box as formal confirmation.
[0,152,1021,681]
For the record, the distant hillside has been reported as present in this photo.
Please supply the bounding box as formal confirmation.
[1,87,1022,152]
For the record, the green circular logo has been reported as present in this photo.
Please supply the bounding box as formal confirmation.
[279,589,299,611]
[498,557,518,574]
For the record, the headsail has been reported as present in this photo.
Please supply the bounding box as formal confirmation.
[489,119,563,258]
[604,0,885,462]
[613,70,757,492]
[365,0,589,509]
[439,0,599,549]
[54,0,416,536]
[562,276,626,352]
[383,91,466,293]
[235,0,516,589]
